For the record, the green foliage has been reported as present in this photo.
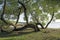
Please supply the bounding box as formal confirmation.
[0,0,3,4]
[0,20,7,27]
[0,0,60,26]
[56,13,60,19]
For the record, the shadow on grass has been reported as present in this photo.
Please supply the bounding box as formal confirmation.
[0,29,37,38]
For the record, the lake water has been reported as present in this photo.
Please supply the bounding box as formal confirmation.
[48,22,60,29]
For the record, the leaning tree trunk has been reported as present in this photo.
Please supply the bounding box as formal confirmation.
[45,12,54,29]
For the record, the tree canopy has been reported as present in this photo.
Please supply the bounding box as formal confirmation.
[0,0,60,29]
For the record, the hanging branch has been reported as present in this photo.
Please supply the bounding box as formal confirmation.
[18,0,28,24]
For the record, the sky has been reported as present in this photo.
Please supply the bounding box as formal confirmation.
[19,13,26,22]
[0,4,3,10]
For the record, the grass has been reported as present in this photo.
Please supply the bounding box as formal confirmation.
[0,28,60,40]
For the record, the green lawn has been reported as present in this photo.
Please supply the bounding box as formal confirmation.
[0,28,60,40]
